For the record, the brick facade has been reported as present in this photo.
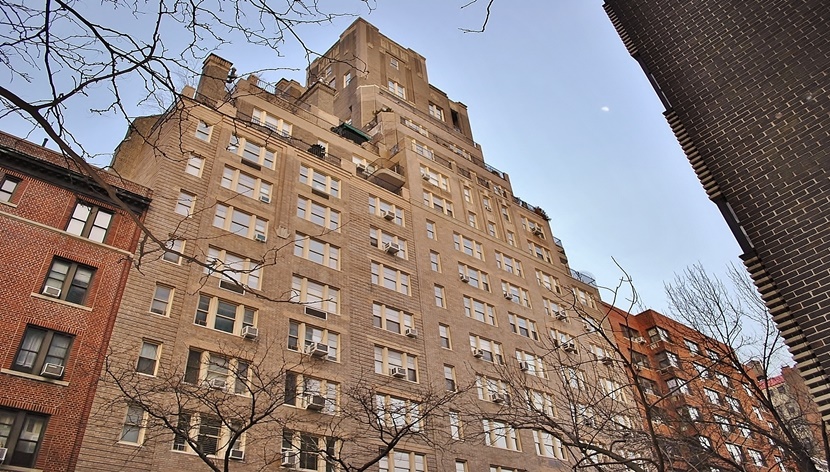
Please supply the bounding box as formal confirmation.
[602,0,830,418]
[0,132,150,471]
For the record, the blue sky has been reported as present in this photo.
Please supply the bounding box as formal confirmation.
[2,0,743,313]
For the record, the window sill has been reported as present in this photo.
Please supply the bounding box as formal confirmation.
[1,368,69,386]
[0,211,131,254]
[30,293,93,311]
[116,440,143,447]
[0,465,44,472]
[0,200,18,208]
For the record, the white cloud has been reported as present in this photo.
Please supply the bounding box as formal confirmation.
[600,106,610,112]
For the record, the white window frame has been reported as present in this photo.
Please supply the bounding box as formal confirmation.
[463,296,496,325]
[288,320,340,361]
[453,233,484,260]
[374,346,418,382]
[482,419,520,451]
[458,264,490,292]
[294,233,341,270]
[185,154,205,177]
[229,134,277,169]
[424,191,453,217]
[297,197,341,231]
[369,196,405,226]
[213,204,268,240]
[502,281,531,307]
[372,303,414,335]
[508,313,538,340]
[300,164,340,198]
[388,80,406,99]
[428,103,444,121]
[470,335,504,364]
[528,241,552,263]
[251,108,292,137]
[290,276,340,314]
[370,228,408,259]
[419,164,449,190]
[516,350,545,378]
[175,191,196,217]
[193,294,257,336]
[371,261,411,295]
[221,165,272,202]
[205,247,263,290]
[495,252,523,277]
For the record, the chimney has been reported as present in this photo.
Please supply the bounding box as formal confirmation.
[196,54,234,103]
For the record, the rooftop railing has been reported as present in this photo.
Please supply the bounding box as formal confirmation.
[570,269,597,287]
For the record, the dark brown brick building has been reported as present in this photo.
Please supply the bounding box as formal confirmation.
[0,132,150,470]
[602,0,830,418]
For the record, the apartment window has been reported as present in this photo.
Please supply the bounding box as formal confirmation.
[444,365,457,391]
[195,121,212,141]
[213,204,267,239]
[371,261,411,295]
[601,378,626,401]
[389,58,399,69]
[13,326,72,378]
[726,443,743,464]
[487,221,497,238]
[378,450,426,472]
[42,258,95,304]
[373,303,414,335]
[420,165,450,190]
[205,247,263,290]
[453,233,483,259]
[490,467,520,472]
[229,135,277,169]
[494,252,522,277]
[173,412,240,455]
[434,285,445,307]
[300,165,340,198]
[284,372,339,414]
[404,119,428,136]
[714,415,730,432]
[291,277,340,314]
[183,349,250,395]
[508,313,538,340]
[467,212,478,229]
[692,362,709,378]
[528,241,552,263]
[163,239,184,264]
[463,296,496,325]
[463,187,472,203]
[684,339,700,354]
[456,461,468,472]
[470,335,503,364]
[429,251,441,272]
[516,350,545,378]
[458,264,490,291]
[726,396,741,412]
[374,346,418,382]
[388,80,406,99]
[185,154,205,176]
[136,341,160,375]
[535,270,560,293]
[429,103,444,121]
[564,368,586,390]
[506,230,516,247]
[439,324,452,349]
[343,72,352,87]
[748,449,765,467]
[575,287,597,308]
[423,191,453,216]
[194,294,256,336]
[294,233,340,269]
[66,202,113,243]
[375,395,422,431]
[682,406,701,421]
[527,390,556,417]
[297,198,340,231]
[501,205,511,221]
[288,321,339,361]
[543,298,563,318]
[175,191,196,216]
[120,404,147,444]
[521,216,545,237]
[715,372,731,388]
[449,411,463,439]
[656,351,680,368]
[426,220,436,239]
[221,166,272,202]
[533,430,565,459]
[0,175,21,202]
[370,228,408,259]
[476,375,507,403]
[482,419,520,451]
[502,281,531,307]
[281,430,337,472]
[369,196,404,226]
[638,377,658,395]
[0,408,48,467]
[648,327,671,343]
[704,388,721,405]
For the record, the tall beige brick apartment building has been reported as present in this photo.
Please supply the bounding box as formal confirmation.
[76,19,609,471]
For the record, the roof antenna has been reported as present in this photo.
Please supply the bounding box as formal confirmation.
[41,138,48,147]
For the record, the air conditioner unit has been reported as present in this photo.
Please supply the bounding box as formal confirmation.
[304,306,328,320]
[259,195,271,204]
[459,274,470,283]
[356,164,368,173]
[421,173,431,181]
[633,336,647,345]
[281,450,298,467]
[0,448,6,463]
[405,328,418,338]
[42,285,61,298]
[254,233,267,243]
[381,210,395,221]
[492,393,510,405]
[219,279,245,294]
[532,226,544,236]
[583,322,596,333]
[503,292,514,300]
[601,356,614,366]
[583,418,595,427]
[383,242,401,255]
[41,363,64,378]
[519,361,530,372]
[229,449,245,460]
[306,342,329,358]
[556,312,568,321]
[484,205,492,212]
[241,325,259,339]
[207,378,228,390]
[390,366,407,378]
[472,348,485,359]
[306,394,326,411]
[563,343,577,354]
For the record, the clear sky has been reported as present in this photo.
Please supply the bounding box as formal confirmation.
[2,0,744,313]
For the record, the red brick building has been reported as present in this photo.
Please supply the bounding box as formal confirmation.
[606,304,784,470]
[0,131,150,470]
